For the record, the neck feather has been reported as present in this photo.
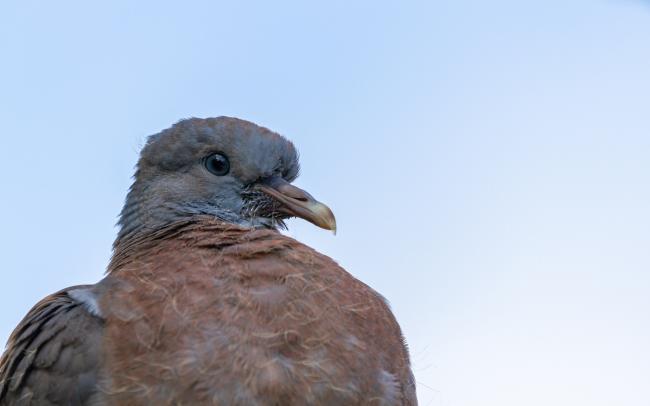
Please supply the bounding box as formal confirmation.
[115,183,277,247]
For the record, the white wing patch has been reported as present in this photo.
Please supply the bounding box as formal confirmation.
[68,288,103,318]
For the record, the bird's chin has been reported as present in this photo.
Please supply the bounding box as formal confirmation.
[242,216,288,231]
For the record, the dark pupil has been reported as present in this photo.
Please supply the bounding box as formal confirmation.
[206,154,230,176]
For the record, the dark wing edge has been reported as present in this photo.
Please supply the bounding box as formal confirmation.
[0,285,104,405]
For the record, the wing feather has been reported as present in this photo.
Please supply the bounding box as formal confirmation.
[0,285,104,405]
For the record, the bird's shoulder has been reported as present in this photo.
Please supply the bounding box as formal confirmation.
[0,285,104,406]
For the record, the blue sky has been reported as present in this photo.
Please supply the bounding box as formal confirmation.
[1,1,649,404]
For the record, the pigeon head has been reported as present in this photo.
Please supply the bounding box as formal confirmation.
[117,117,336,240]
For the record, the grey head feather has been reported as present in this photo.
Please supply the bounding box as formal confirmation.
[116,117,300,243]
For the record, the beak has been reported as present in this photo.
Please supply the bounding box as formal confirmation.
[255,176,337,234]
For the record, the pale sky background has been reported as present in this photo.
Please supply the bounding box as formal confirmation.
[1,1,649,405]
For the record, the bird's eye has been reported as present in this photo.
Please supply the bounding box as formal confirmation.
[204,153,230,176]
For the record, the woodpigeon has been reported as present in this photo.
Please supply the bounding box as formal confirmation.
[0,117,417,405]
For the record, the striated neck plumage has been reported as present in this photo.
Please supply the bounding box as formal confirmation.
[115,179,276,248]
